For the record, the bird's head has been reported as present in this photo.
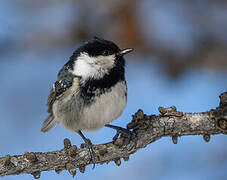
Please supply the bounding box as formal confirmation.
[70,37,133,80]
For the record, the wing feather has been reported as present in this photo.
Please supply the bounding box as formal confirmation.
[46,76,80,114]
[46,84,56,113]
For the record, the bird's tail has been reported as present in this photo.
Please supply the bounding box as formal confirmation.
[41,115,56,132]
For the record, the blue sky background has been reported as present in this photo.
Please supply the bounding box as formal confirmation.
[1,1,227,180]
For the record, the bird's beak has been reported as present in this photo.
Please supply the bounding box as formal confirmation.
[117,48,133,56]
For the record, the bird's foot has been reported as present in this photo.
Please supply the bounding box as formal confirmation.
[78,131,96,169]
[105,124,133,141]
[82,139,96,169]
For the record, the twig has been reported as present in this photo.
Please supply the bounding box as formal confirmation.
[0,92,226,178]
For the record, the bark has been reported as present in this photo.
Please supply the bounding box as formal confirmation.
[0,92,227,179]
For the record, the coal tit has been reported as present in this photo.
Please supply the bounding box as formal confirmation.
[41,37,133,166]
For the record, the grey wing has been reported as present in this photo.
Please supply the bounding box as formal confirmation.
[46,85,56,114]
[42,76,80,132]
[46,77,74,114]
[41,84,57,132]
[47,61,77,112]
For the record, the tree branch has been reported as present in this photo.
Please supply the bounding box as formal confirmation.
[1,92,227,178]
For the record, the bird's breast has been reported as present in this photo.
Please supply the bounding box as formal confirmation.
[79,81,127,132]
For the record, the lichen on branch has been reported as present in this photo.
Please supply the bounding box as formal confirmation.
[0,92,227,179]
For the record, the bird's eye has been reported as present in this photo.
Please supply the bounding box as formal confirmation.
[102,51,108,56]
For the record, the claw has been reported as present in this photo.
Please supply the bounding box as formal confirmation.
[113,131,120,141]
[85,139,96,169]
[78,131,96,168]
[105,124,133,141]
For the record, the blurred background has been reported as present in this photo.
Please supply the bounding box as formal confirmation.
[1,0,227,180]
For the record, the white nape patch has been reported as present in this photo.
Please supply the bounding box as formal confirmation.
[71,52,115,80]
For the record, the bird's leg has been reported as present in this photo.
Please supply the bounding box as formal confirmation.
[78,130,96,169]
[105,124,132,141]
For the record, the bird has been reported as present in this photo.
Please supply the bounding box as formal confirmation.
[41,37,133,166]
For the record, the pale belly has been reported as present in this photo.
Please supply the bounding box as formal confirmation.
[77,81,127,132]
[55,81,127,132]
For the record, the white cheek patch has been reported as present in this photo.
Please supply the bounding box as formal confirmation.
[71,52,115,79]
